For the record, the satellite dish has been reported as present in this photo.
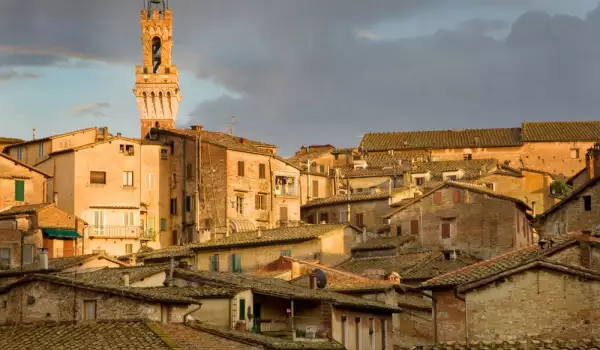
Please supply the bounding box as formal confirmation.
[313,269,327,289]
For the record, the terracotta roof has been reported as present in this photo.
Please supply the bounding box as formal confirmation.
[58,264,169,285]
[360,152,431,167]
[173,269,401,312]
[419,234,578,289]
[336,250,440,276]
[0,153,52,177]
[351,235,416,252]
[414,339,600,350]
[0,321,172,350]
[360,128,522,151]
[0,137,23,144]
[534,177,600,223]
[187,321,344,349]
[46,135,141,157]
[0,273,207,304]
[0,203,51,217]
[154,323,263,349]
[330,148,356,155]
[136,244,196,261]
[3,127,100,149]
[522,120,600,142]
[301,190,393,209]
[400,253,480,282]
[1,254,128,275]
[383,181,531,219]
[287,148,335,169]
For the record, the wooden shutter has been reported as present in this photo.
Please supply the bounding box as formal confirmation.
[172,230,178,245]
[90,171,106,184]
[234,254,242,273]
[238,161,245,177]
[280,206,288,222]
[433,192,442,205]
[255,194,260,209]
[312,180,319,197]
[441,223,450,239]
[410,220,419,234]
[453,190,461,204]
[357,213,364,227]
[396,225,402,236]
[259,164,266,179]
[209,255,215,271]
[239,298,246,320]
[14,180,24,201]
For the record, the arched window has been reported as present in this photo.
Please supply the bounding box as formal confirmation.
[151,36,162,73]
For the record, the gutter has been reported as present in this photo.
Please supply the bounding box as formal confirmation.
[183,304,203,323]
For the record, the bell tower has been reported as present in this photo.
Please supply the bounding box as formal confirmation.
[134,0,182,138]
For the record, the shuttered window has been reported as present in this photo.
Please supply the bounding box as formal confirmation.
[410,220,419,234]
[90,171,106,185]
[209,254,220,272]
[160,219,167,231]
[433,192,442,205]
[441,223,451,239]
[14,180,24,201]
[172,230,178,245]
[312,180,319,197]
[239,298,246,321]
[186,164,193,180]
[259,163,266,179]
[231,254,242,273]
[354,213,364,227]
[237,161,245,177]
[255,194,267,210]
[122,171,134,187]
[83,300,97,321]
[453,190,461,204]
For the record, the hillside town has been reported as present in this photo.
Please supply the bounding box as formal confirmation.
[2,2,600,350]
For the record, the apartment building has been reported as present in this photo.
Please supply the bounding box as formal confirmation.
[0,153,50,210]
[34,136,169,256]
[0,137,23,152]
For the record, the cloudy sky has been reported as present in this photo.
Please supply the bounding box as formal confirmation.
[1,0,600,155]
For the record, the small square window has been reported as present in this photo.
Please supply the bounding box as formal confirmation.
[571,149,580,159]
[584,195,592,211]
[160,149,168,160]
[83,300,97,321]
[90,171,106,185]
[160,218,167,231]
[125,244,133,254]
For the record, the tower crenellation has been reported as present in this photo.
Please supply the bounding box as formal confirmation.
[134,0,182,138]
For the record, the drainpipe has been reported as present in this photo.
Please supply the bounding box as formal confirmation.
[20,229,24,271]
[268,158,274,228]
[307,159,311,202]
[195,133,200,241]
[184,304,203,323]
[181,137,187,244]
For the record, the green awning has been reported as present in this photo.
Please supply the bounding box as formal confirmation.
[42,228,81,239]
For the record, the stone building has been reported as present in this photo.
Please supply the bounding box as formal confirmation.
[300,186,422,233]
[138,224,360,272]
[419,232,600,343]
[0,137,23,152]
[34,136,168,256]
[0,203,86,266]
[0,153,51,210]
[3,127,110,166]
[566,142,600,191]
[383,182,533,260]
[148,126,301,244]
[360,121,600,180]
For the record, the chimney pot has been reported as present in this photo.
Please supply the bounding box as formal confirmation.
[116,132,122,137]
[122,272,130,286]
[32,128,36,140]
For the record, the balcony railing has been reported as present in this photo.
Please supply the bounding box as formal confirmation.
[89,225,144,239]
[275,184,297,197]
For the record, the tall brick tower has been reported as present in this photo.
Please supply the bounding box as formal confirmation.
[134,0,182,138]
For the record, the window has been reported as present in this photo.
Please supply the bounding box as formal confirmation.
[186,164,193,180]
[339,210,347,224]
[125,244,133,254]
[209,254,220,272]
[160,218,167,231]
[172,230,178,245]
[170,198,177,215]
[410,220,419,234]
[393,176,403,188]
[90,171,106,185]
[312,180,319,197]
[259,163,266,179]
[319,164,325,173]
[122,171,134,187]
[433,192,442,205]
[441,222,451,239]
[369,318,375,350]
[453,190,461,204]
[14,180,24,202]
[571,148,580,159]
[123,212,135,226]
[38,143,44,158]
[414,177,425,186]
[396,225,402,236]
[237,161,245,177]
[354,213,364,227]
[230,254,242,273]
[255,194,268,210]
[93,211,106,235]
[185,196,192,213]
[204,218,212,230]
[147,217,155,234]
[355,317,362,350]
[341,315,348,346]
[307,215,315,224]
[0,248,10,269]
[445,175,458,181]
[146,173,154,190]
[239,298,246,321]
[484,182,495,191]
[280,206,289,223]
[463,153,472,160]
[381,319,387,350]
[22,244,35,265]
[584,195,592,211]
[160,149,168,160]
[83,300,97,321]
[280,249,292,257]
[119,144,134,155]
[16,147,23,161]
[236,196,244,214]
[319,212,329,224]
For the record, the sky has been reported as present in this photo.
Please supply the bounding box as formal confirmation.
[1,1,600,156]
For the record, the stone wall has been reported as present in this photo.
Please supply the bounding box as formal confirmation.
[301,198,390,233]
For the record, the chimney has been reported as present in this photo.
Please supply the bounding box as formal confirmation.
[309,273,317,289]
[299,145,308,154]
[32,128,36,140]
[257,227,262,238]
[122,272,130,286]
[291,261,300,279]
[167,256,175,287]
[239,137,247,145]
[190,125,204,131]
[116,132,122,137]
[39,248,48,270]
[362,227,367,243]
[586,143,600,179]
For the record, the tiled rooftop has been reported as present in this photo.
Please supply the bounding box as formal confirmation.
[414,339,600,350]
[420,234,578,289]
[0,137,24,144]
[301,190,396,209]
[336,250,440,276]
[58,264,169,285]
[155,323,263,349]
[0,203,51,217]
[360,128,522,151]
[1,254,126,275]
[351,235,416,252]
[522,120,600,142]
[400,253,480,282]
[534,177,600,223]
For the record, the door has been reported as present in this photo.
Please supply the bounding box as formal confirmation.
[63,240,74,257]
[253,303,262,332]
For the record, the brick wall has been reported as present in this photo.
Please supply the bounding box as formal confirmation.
[465,268,600,341]
[390,187,531,260]
[537,182,600,236]
[433,290,466,342]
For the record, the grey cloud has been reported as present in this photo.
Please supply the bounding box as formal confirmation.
[455,18,510,36]
[0,69,41,81]
[71,102,111,118]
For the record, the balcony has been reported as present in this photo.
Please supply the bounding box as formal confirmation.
[274,184,297,197]
[89,225,145,239]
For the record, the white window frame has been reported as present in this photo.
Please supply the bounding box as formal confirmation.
[123,212,135,226]
[16,147,23,161]
[122,171,134,187]
[38,143,44,158]
[93,211,106,236]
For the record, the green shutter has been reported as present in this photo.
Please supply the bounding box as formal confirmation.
[239,298,246,321]
[234,254,242,273]
[209,256,215,271]
[160,219,167,231]
[14,180,24,201]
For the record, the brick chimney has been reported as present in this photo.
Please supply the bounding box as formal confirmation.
[586,143,600,179]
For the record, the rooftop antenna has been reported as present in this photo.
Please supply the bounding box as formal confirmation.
[229,116,236,136]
